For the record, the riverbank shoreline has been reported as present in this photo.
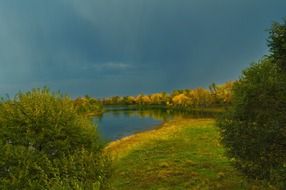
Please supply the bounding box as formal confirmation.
[105,118,275,189]
[105,118,214,160]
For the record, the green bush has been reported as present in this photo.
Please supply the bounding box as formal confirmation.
[0,88,111,189]
[218,59,286,188]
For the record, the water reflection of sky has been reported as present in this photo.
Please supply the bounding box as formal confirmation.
[94,111,162,141]
[93,108,215,141]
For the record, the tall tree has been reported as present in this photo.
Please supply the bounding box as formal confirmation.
[219,19,286,188]
[268,19,286,70]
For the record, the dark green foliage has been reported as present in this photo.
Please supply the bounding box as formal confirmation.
[268,19,286,70]
[218,59,286,188]
[0,88,111,189]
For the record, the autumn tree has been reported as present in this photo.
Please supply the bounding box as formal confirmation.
[210,82,233,106]
[172,94,190,107]
[74,96,103,115]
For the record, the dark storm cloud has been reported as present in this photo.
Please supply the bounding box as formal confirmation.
[0,0,286,97]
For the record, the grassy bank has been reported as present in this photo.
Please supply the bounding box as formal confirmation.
[105,118,276,190]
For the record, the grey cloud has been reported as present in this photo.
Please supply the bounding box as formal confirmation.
[0,0,285,97]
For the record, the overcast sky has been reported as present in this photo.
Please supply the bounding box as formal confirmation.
[0,0,285,97]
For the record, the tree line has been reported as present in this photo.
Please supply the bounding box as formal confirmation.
[74,95,103,116]
[101,81,233,111]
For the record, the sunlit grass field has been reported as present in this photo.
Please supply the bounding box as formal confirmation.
[106,118,276,190]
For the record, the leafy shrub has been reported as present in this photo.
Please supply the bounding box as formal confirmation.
[0,88,111,189]
[74,96,103,116]
[218,59,286,188]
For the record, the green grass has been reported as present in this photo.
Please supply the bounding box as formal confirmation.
[106,119,276,190]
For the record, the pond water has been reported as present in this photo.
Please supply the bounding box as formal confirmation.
[93,106,215,141]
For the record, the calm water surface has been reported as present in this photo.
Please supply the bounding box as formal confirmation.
[93,106,214,141]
